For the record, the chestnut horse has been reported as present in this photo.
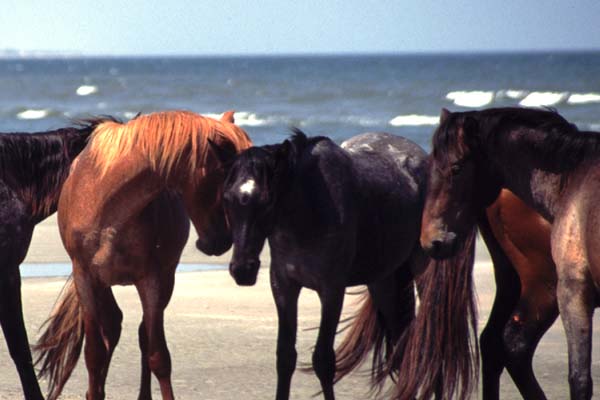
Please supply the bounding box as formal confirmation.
[421,107,599,399]
[478,189,557,399]
[34,110,252,400]
[0,121,102,400]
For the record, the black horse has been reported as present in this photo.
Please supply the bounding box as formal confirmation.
[220,130,478,400]
[0,120,102,399]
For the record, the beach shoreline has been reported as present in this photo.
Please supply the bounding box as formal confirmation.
[0,215,594,399]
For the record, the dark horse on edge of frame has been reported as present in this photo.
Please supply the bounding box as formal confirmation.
[0,120,106,400]
[33,111,252,400]
[421,107,600,399]
[220,129,479,400]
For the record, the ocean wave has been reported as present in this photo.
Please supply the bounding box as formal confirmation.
[16,109,50,120]
[446,91,494,108]
[389,114,439,126]
[342,116,383,127]
[495,89,528,99]
[76,85,98,96]
[567,93,600,105]
[519,92,568,107]
[204,111,271,127]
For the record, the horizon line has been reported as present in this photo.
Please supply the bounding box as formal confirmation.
[1,48,600,59]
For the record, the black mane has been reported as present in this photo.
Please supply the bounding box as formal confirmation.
[435,107,599,170]
[0,117,111,219]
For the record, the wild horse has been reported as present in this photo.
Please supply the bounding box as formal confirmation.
[421,107,597,399]
[478,188,557,399]
[221,130,478,400]
[0,121,103,400]
[34,110,252,400]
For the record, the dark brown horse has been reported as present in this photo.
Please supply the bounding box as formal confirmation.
[0,122,102,400]
[421,107,599,399]
[34,110,252,400]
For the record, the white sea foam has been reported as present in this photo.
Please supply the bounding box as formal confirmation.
[446,91,494,108]
[76,85,98,96]
[17,109,49,120]
[504,90,528,99]
[124,111,139,119]
[205,111,270,127]
[389,114,439,126]
[567,93,600,105]
[519,92,567,107]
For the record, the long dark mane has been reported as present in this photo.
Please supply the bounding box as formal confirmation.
[434,107,599,171]
[0,117,110,220]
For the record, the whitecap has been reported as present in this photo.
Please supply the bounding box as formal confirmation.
[567,93,600,105]
[389,114,439,126]
[204,111,269,127]
[519,92,567,107]
[123,111,139,119]
[76,85,98,96]
[446,91,494,108]
[504,90,528,99]
[17,109,49,120]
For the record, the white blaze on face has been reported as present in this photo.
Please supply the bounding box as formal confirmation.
[239,179,256,195]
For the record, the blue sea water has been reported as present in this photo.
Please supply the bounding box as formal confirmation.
[2,52,600,152]
[1,52,599,276]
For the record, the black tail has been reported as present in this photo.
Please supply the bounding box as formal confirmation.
[393,228,478,400]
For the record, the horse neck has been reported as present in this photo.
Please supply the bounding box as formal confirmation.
[0,127,93,222]
[482,124,589,222]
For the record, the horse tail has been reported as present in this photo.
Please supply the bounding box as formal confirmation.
[34,276,84,400]
[393,227,479,400]
[335,292,388,383]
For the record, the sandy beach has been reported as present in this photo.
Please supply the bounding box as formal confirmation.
[2,216,600,399]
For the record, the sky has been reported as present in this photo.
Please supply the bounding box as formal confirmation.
[2,0,600,56]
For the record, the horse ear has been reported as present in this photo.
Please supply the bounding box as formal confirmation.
[440,108,451,124]
[208,138,238,166]
[221,110,235,123]
[462,116,479,145]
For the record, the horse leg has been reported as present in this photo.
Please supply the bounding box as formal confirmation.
[367,266,414,364]
[270,267,301,400]
[556,267,595,400]
[0,218,42,400]
[0,263,44,400]
[136,272,176,400]
[503,287,557,399]
[313,285,345,400]
[75,273,123,400]
[477,214,520,400]
[137,320,152,400]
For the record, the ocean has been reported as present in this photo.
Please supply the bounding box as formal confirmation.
[2,52,600,153]
[1,52,599,276]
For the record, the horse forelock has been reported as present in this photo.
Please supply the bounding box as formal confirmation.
[88,110,252,179]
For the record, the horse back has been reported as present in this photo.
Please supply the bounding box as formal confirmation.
[341,133,428,283]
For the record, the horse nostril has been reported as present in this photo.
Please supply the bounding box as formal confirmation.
[431,239,443,252]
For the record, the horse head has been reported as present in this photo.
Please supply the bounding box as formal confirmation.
[421,108,500,259]
[223,137,295,286]
[181,111,252,256]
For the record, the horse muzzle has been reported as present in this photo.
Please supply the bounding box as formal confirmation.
[229,259,261,286]
[196,236,232,256]
[420,230,459,260]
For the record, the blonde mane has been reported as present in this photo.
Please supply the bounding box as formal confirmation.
[88,110,252,178]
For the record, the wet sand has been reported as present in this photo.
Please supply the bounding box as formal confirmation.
[1,217,599,399]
